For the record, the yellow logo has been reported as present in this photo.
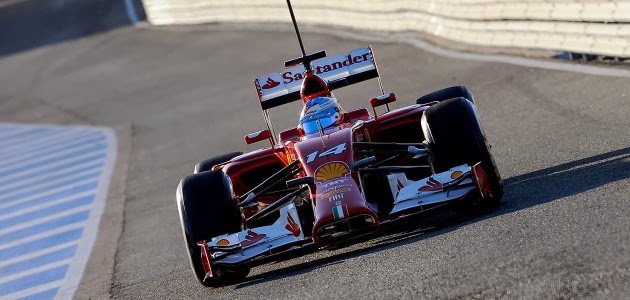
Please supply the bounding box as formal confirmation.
[315,162,349,182]
[216,239,230,246]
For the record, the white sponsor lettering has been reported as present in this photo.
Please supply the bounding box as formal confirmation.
[328,193,344,202]
[255,47,376,102]
[306,143,347,163]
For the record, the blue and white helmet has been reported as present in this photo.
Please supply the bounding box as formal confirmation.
[299,97,344,134]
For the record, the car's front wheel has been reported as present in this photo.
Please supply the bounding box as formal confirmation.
[421,97,503,207]
[177,170,250,287]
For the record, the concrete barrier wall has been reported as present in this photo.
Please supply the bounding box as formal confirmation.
[141,0,630,58]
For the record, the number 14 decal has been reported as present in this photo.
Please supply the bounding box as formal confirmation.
[306,143,347,163]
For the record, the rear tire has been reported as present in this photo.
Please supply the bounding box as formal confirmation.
[194,152,243,173]
[416,86,474,105]
[421,97,503,207]
[177,170,250,287]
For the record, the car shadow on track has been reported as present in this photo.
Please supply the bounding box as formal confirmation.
[234,147,630,289]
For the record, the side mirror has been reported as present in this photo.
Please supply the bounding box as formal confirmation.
[370,92,396,108]
[244,129,272,145]
[296,127,305,136]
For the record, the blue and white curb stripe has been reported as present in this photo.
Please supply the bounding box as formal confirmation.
[0,124,117,300]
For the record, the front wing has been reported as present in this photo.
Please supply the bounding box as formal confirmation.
[388,163,487,216]
[198,163,489,273]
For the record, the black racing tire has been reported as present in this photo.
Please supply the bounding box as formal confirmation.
[177,170,249,287]
[416,86,474,105]
[421,97,503,207]
[194,152,243,174]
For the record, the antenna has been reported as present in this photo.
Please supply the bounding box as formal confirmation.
[286,0,311,71]
[283,0,326,70]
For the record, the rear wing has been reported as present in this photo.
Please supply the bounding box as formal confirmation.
[254,46,379,110]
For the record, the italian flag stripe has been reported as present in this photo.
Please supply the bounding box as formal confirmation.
[332,205,346,220]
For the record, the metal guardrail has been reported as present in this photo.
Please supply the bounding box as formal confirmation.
[141,0,630,58]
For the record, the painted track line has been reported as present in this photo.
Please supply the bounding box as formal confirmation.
[0,191,95,222]
[55,127,117,300]
[0,150,107,181]
[2,280,64,300]
[0,242,79,268]
[0,162,104,202]
[0,130,97,159]
[0,134,105,169]
[0,169,100,200]
[0,128,38,143]
[1,141,106,170]
[0,124,117,300]
[0,259,73,285]
[0,180,98,210]
[0,128,53,148]
[0,153,106,187]
[0,223,85,252]
[0,205,92,240]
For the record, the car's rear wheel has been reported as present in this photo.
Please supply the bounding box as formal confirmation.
[177,170,250,287]
[194,152,242,173]
[421,97,503,207]
[416,86,474,105]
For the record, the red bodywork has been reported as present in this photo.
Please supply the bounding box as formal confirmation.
[293,126,377,239]
[221,103,428,241]
[223,64,430,241]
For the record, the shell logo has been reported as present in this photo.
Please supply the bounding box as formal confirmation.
[451,170,463,180]
[315,162,349,182]
[216,239,230,246]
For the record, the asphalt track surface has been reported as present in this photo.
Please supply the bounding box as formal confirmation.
[1,1,629,299]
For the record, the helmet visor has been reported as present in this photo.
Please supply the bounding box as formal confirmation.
[301,113,340,134]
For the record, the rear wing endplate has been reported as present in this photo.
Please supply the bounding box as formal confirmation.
[254,46,379,110]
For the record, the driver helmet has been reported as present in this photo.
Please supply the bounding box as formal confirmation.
[299,96,344,135]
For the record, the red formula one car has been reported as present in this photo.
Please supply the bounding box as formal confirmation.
[177,4,503,288]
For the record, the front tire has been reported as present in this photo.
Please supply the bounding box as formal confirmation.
[421,97,503,207]
[177,170,250,287]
